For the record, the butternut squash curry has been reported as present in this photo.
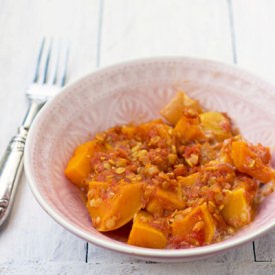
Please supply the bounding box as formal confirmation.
[65,91,275,249]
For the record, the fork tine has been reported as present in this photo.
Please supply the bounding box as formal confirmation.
[35,38,52,84]
[47,39,69,87]
[47,40,60,85]
[56,41,69,87]
[33,38,45,83]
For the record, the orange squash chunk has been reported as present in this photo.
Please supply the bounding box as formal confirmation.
[234,176,257,204]
[178,173,199,186]
[121,125,137,138]
[65,141,99,187]
[87,182,143,232]
[160,91,202,125]
[200,112,232,141]
[86,181,109,221]
[138,119,164,132]
[221,188,252,228]
[173,115,204,142]
[137,119,172,144]
[231,141,274,183]
[128,211,167,248]
[146,187,185,215]
[171,203,216,245]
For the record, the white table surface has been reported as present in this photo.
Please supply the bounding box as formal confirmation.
[0,1,274,274]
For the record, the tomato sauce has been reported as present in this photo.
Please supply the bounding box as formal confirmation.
[65,91,275,249]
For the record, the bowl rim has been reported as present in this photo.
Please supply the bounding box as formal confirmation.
[24,56,275,260]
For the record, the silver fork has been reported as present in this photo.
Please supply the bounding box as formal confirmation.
[0,38,69,227]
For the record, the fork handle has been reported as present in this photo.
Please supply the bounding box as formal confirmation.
[0,101,44,227]
[0,127,27,226]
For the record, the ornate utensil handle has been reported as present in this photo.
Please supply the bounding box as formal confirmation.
[0,129,26,226]
[0,101,44,227]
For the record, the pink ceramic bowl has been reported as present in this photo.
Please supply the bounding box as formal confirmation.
[24,57,275,262]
